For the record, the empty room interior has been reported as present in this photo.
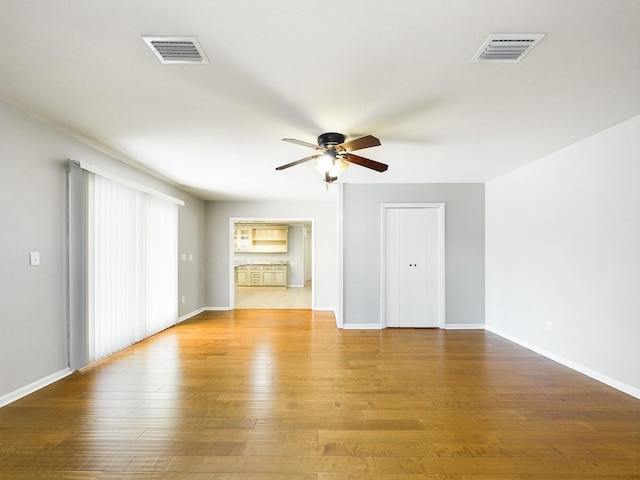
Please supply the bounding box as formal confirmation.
[0,1,638,478]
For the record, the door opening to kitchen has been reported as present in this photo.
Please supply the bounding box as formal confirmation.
[229,218,314,309]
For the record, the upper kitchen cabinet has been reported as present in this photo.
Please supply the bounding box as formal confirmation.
[234,225,288,253]
[234,226,252,252]
[252,226,288,252]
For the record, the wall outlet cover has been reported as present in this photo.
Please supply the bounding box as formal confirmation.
[29,251,41,266]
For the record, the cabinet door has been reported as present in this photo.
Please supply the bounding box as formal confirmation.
[274,270,286,286]
[237,270,248,286]
[262,270,275,285]
[234,228,251,252]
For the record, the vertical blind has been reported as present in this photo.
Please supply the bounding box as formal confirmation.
[86,172,178,363]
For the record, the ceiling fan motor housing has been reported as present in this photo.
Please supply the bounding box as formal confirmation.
[317,132,346,148]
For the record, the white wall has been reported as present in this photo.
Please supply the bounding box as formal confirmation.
[486,115,640,396]
[342,183,485,328]
[0,102,206,401]
[205,201,338,310]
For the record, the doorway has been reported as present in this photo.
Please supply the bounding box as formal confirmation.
[229,217,314,310]
[381,203,445,328]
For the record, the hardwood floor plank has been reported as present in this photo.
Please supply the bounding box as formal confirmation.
[0,310,637,478]
[317,430,501,444]
[97,475,317,480]
[0,473,101,480]
[165,455,302,473]
[416,456,590,475]
[431,443,560,458]
[316,476,463,480]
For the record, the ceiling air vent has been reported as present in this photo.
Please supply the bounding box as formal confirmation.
[142,36,209,64]
[471,33,545,63]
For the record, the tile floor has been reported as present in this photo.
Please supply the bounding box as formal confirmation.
[235,282,312,309]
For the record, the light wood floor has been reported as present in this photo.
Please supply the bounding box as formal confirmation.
[0,310,638,479]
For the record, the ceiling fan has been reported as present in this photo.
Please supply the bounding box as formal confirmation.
[276,132,388,185]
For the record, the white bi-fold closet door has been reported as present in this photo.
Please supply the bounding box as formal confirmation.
[383,204,445,328]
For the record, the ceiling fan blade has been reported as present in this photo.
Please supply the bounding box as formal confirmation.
[338,135,381,152]
[275,154,322,171]
[344,153,388,172]
[282,138,320,149]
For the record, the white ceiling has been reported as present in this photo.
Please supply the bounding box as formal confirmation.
[1,0,639,202]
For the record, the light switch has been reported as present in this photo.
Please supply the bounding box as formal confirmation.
[29,251,40,266]
[188,254,193,261]
[181,253,187,261]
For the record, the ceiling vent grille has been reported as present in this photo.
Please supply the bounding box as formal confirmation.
[471,33,545,63]
[142,36,209,64]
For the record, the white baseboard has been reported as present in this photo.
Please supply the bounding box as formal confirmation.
[194,307,340,314]
[342,323,383,330]
[445,323,485,330]
[342,323,485,330]
[0,368,72,408]
[177,307,206,323]
[485,325,640,400]
[312,306,335,312]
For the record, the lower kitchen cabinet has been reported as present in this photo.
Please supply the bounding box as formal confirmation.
[237,268,248,285]
[236,264,287,287]
[262,268,287,286]
[248,266,262,285]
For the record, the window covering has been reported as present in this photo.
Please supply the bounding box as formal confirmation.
[86,172,178,363]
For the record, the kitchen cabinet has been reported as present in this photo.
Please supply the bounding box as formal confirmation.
[234,225,288,253]
[236,263,288,287]
[262,265,287,286]
[248,265,262,285]
[237,266,248,285]
[234,227,252,252]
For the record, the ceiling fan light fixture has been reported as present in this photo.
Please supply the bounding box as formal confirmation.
[329,157,349,177]
[315,151,348,179]
[316,152,335,172]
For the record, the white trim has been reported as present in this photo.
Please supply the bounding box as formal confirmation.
[380,203,446,329]
[336,184,344,328]
[445,323,485,330]
[485,325,640,400]
[228,217,235,309]
[74,159,185,206]
[177,307,206,323]
[312,306,336,312]
[206,306,232,311]
[342,323,383,330]
[0,368,72,408]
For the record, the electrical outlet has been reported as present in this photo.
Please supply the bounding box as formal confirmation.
[181,296,185,304]
[29,251,40,266]
[545,320,553,332]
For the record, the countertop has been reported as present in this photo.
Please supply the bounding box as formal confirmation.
[234,261,289,267]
